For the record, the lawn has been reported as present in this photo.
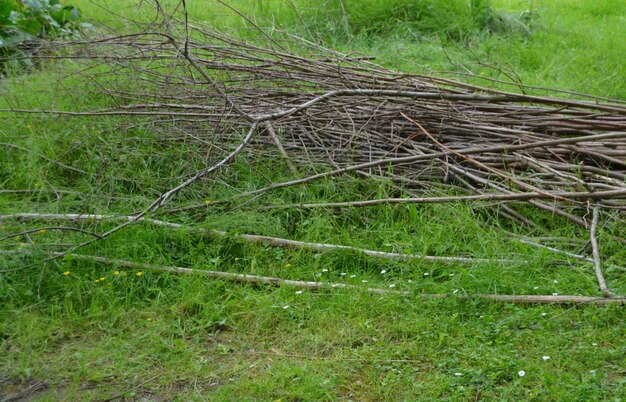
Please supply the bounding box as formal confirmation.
[1,0,625,400]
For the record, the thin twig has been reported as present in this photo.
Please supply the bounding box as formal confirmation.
[264,122,296,173]
[261,189,626,210]
[590,207,614,297]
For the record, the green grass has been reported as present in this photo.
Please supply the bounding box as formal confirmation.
[1,0,626,400]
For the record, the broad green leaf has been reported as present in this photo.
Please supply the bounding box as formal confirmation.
[15,17,42,36]
[51,5,79,24]
[0,0,19,24]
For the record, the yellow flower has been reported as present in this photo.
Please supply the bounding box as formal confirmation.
[146,318,152,321]
[38,229,47,233]
[63,271,70,276]
[26,124,32,129]
[95,279,100,283]
[234,257,241,261]
[114,271,120,276]
[136,272,143,277]
[99,277,105,281]
[204,200,212,204]
[285,263,292,268]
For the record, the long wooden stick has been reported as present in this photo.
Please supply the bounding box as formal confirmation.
[262,188,626,210]
[4,251,623,305]
[0,213,524,265]
[589,207,615,297]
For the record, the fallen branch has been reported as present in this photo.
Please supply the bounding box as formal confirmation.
[5,250,624,305]
[0,213,525,265]
[589,207,615,297]
[262,189,626,210]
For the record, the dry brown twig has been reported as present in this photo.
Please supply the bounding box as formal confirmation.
[589,207,615,297]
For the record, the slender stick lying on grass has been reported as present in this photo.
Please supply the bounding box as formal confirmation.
[589,207,615,297]
[261,188,626,210]
[6,251,624,305]
[0,213,525,265]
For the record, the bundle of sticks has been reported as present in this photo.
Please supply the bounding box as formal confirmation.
[16,10,622,231]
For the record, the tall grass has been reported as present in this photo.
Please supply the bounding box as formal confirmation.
[243,0,529,42]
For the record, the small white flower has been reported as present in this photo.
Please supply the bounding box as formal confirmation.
[331,284,339,288]
[592,343,598,346]
[541,313,547,317]
[389,284,396,288]
[340,272,347,276]
[362,280,368,283]
[479,315,484,319]
[542,356,550,361]
[454,372,462,377]
[449,273,455,277]
[552,293,558,296]
[589,370,596,375]
[533,286,539,290]
[350,275,356,278]
[423,272,430,276]
[553,280,558,284]
[380,270,387,274]
[518,370,526,377]
[453,289,459,294]
[283,305,290,309]
[295,291,303,295]
[407,279,413,283]
[322,269,328,272]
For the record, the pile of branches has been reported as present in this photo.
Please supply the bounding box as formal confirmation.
[18,8,624,225]
[2,1,625,302]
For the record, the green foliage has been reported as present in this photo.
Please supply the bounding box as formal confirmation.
[0,0,92,69]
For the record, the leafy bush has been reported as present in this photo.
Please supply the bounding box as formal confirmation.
[0,0,91,66]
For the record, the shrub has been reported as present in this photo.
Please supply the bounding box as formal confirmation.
[0,0,92,71]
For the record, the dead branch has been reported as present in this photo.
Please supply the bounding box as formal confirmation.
[589,207,615,297]
[0,213,525,265]
[5,250,624,305]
